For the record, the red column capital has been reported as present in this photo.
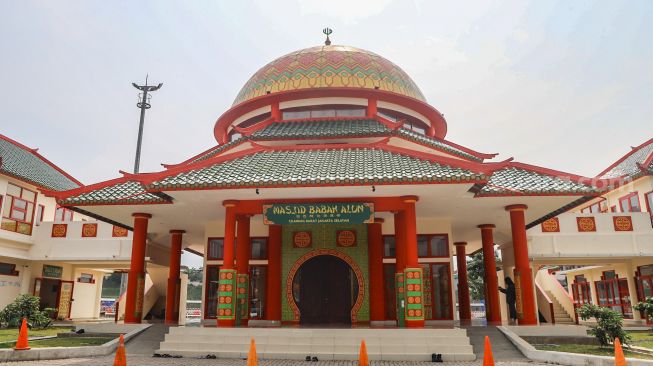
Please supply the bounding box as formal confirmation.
[477,224,496,230]
[400,195,419,203]
[505,204,528,212]
[453,241,467,246]
[373,217,385,224]
[132,212,152,219]
[223,200,239,207]
[169,229,186,235]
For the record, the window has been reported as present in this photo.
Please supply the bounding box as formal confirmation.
[207,238,224,260]
[249,265,267,319]
[250,238,268,259]
[204,265,220,318]
[645,191,653,226]
[77,273,94,283]
[1,183,37,235]
[35,205,45,226]
[282,107,366,120]
[590,203,601,213]
[54,206,74,222]
[383,234,448,258]
[0,262,19,276]
[619,192,641,213]
[383,236,396,257]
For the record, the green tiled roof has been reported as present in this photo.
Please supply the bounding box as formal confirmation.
[60,180,168,205]
[395,128,482,161]
[0,136,80,191]
[149,148,486,190]
[251,119,392,140]
[598,140,653,179]
[477,167,597,196]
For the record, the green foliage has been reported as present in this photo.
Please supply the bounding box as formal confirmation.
[183,267,203,283]
[187,284,203,301]
[634,297,653,321]
[0,294,55,329]
[466,251,502,301]
[577,304,630,347]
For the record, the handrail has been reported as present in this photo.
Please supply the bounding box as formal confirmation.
[535,281,555,324]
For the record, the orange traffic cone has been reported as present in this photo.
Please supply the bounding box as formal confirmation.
[13,318,30,350]
[359,340,369,366]
[483,336,495,366]
[247,338,258,366]
[113,334,127,366]
[614,338,627,366]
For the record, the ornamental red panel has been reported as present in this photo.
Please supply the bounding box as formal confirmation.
[293,231,312,248]
[51,224,67,238]
[541,217,560,232]
[112,226,128,237]
[612,216,633,231]
[336,229,357,247]
[81,223,98,237]
[576,217,596,232]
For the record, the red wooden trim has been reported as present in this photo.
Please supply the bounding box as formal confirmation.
[0,134,83,186]
[214,88,449,143]
[597,138,653,178]
[619,191,641,212]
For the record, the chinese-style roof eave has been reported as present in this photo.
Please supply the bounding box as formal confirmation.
[0,134,82,191]
[597,137,653,180]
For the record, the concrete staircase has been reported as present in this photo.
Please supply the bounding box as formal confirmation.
[547,291,575,325]
[157,327,475,361]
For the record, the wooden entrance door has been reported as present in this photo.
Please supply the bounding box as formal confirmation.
[57,281,74,319]
[295,255,357,325]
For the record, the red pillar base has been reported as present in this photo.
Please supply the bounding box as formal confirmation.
[515,267,538,325]
[217,319,235,327]
[405,319,425,328]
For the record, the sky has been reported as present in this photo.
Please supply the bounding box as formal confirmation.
[1,1,652,268]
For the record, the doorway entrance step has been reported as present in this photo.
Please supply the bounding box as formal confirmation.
[156,327,475,361]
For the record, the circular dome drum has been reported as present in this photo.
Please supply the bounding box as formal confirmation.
[233,45,426,105]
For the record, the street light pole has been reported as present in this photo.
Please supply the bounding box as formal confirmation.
[132,75,162,174]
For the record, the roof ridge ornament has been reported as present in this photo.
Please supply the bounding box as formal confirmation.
[323,27,333,45]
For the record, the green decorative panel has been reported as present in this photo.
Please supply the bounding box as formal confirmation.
[404,267,425,322]
[281,223,370,323]
[395,273,405,327]
[217,269,236,321]
[236,274,249,325]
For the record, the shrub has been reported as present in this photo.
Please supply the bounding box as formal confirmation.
[577,304,630,347]
[0,294,55,328]
[634,297,653,321]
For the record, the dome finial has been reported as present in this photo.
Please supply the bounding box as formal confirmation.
[323,27,333,45]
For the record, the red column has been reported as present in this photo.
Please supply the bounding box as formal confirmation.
[401,196,419,268]
[454,242,471,324]
[165,230,184,323]
[478,224,502,324]
[367,98,377,117]
[218,200,237,327]
[368,218,385,322]
[235,215,251,326]
[394,212,406,273]
[222,201,237,270]
[236,216,251,274]
[506,204,537,325]
[124,213,151,324]
[265,225,282,322]
[271,102,281,121]
[402,195,423,328]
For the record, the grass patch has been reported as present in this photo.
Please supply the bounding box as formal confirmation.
[534,344,653,360]
[0,327,73,342]
[627,331,653,350]
[0,337,113,349]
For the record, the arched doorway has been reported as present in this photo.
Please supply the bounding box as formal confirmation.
[292,255,359,325]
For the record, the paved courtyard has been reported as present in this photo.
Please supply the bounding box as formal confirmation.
[4,356,545,366]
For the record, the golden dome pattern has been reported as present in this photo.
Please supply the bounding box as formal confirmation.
[233,45,426,105]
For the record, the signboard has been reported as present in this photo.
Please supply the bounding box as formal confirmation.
[42,265,63,279]
[263,203,374,225]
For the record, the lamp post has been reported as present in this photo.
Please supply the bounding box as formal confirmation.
[132,75,162,173]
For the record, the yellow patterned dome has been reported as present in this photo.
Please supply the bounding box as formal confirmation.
[233,45,426,105]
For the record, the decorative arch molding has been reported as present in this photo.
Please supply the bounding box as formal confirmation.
[285,249,365,323]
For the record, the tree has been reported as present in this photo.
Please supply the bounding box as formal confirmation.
[466,251,502,301]
[0,294,55,328]
[577,304,629,347]
[183,267,203,283]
